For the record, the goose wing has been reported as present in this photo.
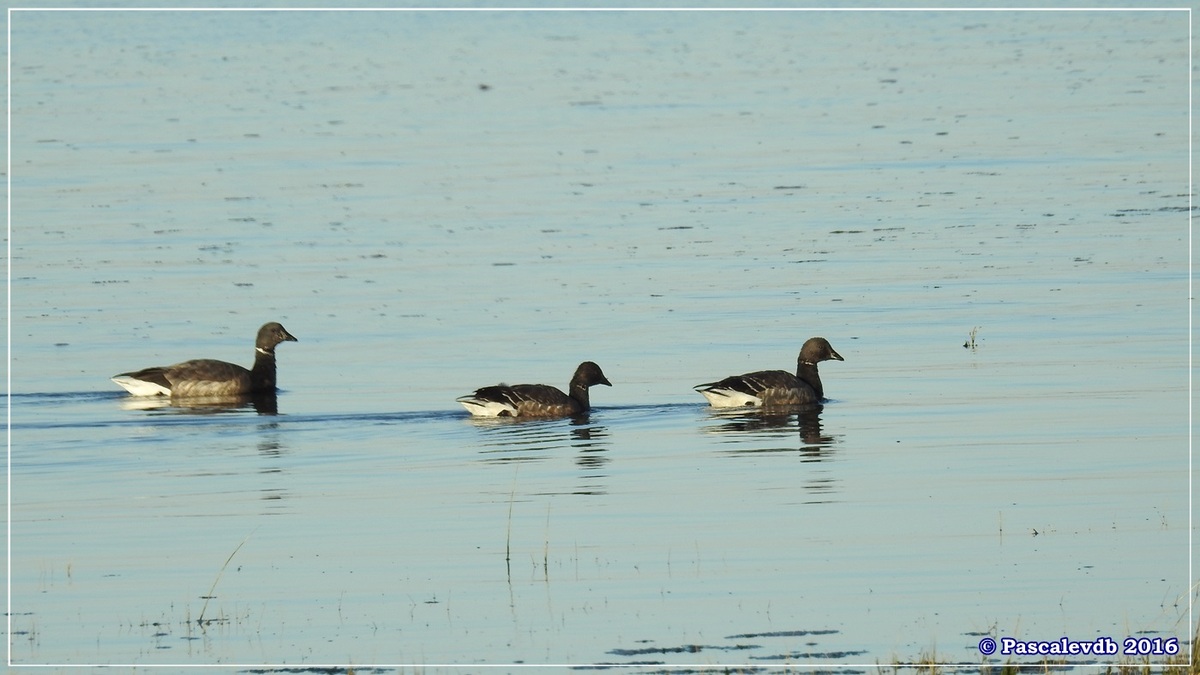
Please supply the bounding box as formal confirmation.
[114,359,252,396]
[457,383,576,417]
[695,369,815,407]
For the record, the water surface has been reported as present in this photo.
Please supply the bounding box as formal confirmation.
[8,7,1191,670]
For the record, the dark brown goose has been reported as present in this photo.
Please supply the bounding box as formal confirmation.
[111,322,297,398]
[694,337,843,408]
[456,361,612,418]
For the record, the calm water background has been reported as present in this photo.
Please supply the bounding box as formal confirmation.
[7,6,1192,671]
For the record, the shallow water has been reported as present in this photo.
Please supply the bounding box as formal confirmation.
[7,7,1192,670]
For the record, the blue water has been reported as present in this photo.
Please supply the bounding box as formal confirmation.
[7,7,1192,670]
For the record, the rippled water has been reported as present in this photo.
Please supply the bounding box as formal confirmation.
[8,7,1192,670]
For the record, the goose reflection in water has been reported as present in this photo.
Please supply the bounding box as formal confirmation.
[118,392,280,416]
[704,405,838,459]
[467,415,611,495]
[469,415,610,456]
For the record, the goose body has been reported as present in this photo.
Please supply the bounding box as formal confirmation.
[695,337,843,408]
[457,361,611,418]
[112,322,297,398]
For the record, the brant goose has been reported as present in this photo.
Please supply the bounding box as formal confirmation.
[457,361,612,418]
[694,337,843,408]
[111,322,298,398]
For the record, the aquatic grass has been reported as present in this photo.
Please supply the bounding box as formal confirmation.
[963,326,980,351]
[503,471,555,583]
[505,467,518,574]
[542,501,551,581]
[197,530,255,626]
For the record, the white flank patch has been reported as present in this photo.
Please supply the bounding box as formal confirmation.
[697,387,762,408]
[111,375,171,397]
[456,396,519,417]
